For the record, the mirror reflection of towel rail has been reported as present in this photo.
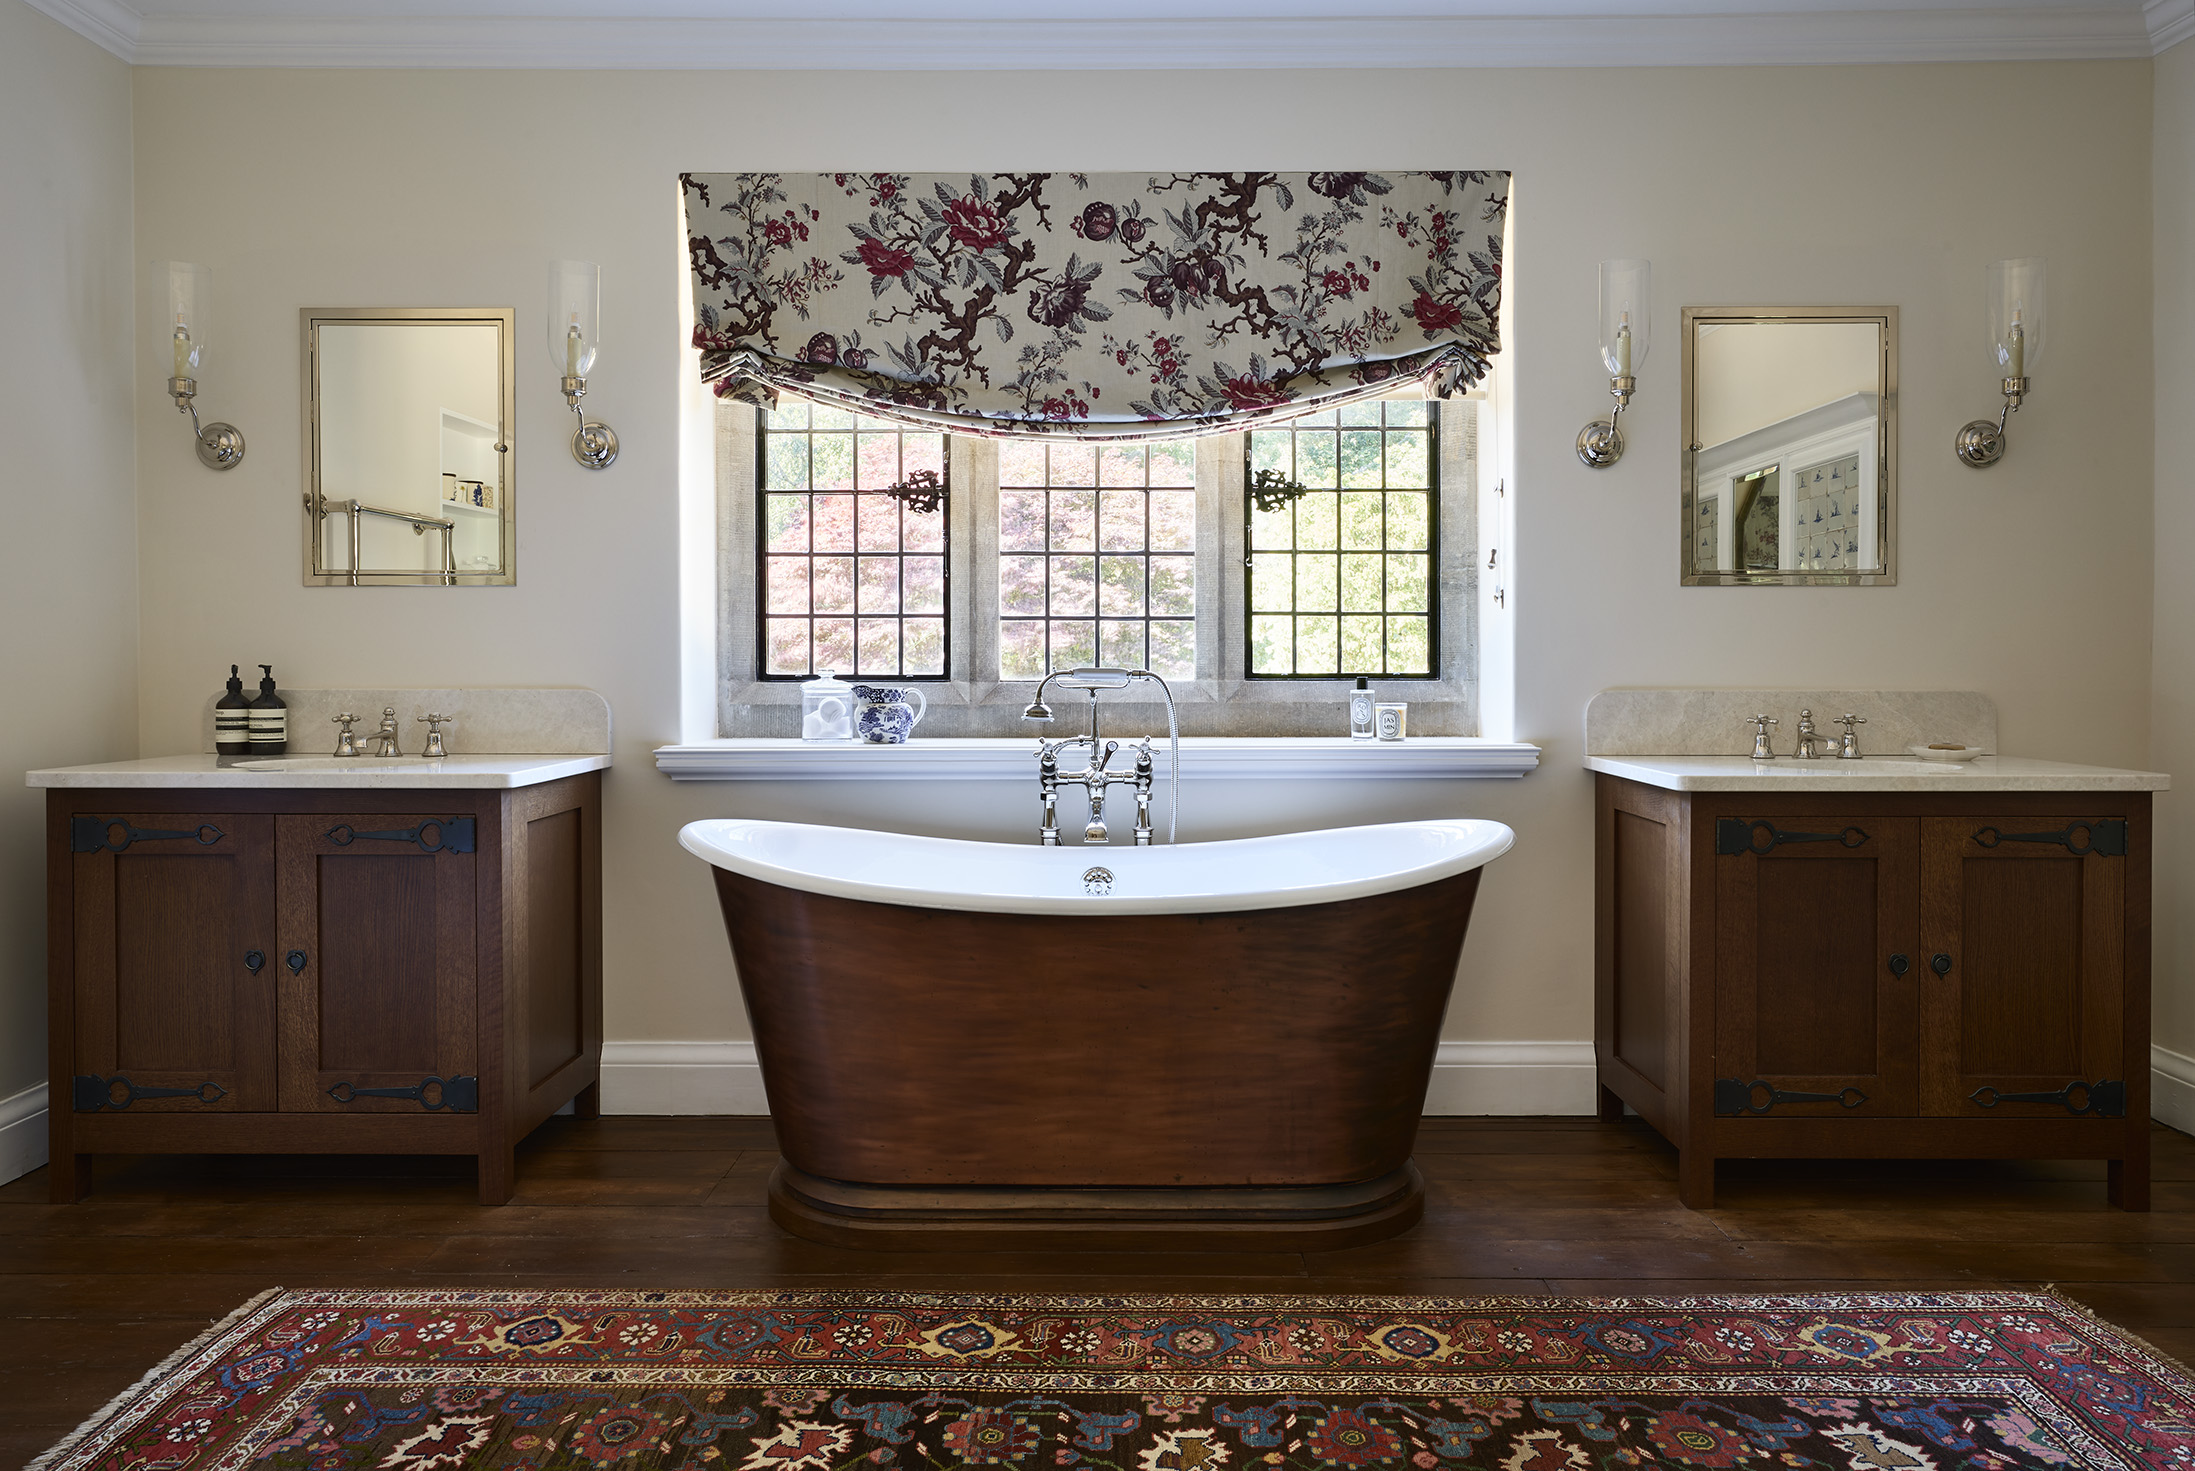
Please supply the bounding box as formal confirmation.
[326,498,457,586]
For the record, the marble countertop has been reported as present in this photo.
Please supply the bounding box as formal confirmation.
[1587,754,2169,793]
[26,754,611,790]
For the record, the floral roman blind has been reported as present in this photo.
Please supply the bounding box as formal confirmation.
[682,171,1508,441]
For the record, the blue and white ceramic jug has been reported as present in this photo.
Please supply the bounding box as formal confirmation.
[851,684,927,744]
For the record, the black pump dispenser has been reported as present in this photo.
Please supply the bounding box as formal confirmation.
[248,664,288,755]
[215,665,252,755]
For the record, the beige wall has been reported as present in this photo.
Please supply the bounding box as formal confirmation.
[2154,36,2195,1062]
[127,61,2157,1057]
[0,1,138,1123]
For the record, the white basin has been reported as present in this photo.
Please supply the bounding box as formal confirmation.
[233,757,445,773]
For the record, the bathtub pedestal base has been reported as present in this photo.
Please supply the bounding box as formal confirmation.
[769,1161,1425,1252]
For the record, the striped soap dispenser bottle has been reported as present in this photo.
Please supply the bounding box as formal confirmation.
[215,665,252,755]
[248,664,288,755]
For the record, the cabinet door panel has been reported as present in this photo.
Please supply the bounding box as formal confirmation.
[1714,817,1918,1116]
[70,813,275,1111]
[1921,817,2124,1116]
[277,815,478,1113]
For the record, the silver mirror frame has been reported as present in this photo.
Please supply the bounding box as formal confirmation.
[1680,305,1897,587]
[302,307,518,587]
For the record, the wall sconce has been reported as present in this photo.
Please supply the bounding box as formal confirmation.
[1955,257,2045,467]
[1577,258,1650,468]
[549,260,618,469]
[163,262,246,470]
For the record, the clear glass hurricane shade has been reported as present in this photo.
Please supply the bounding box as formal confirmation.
[164,261,211,376]
[1597,258,1650,376]
[1987,257,2045,376]
[548,260,601,378]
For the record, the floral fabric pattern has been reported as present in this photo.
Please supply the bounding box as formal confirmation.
[30,1289,2195,1471]
[683,171,1509,440]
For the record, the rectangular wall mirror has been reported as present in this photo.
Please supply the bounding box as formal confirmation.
[1681,306,1897,586]
[302,308,516,586]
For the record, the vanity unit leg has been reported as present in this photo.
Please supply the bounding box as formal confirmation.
[478,1142,515,1206]
[1677,1148,1716,1210]
[2110,1132,2151,1211]
[1595,1083,1624,1123]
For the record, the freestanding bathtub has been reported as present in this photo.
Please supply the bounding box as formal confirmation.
[681,816,1515,1250]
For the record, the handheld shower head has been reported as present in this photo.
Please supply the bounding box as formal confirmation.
[1021,699,1053,721]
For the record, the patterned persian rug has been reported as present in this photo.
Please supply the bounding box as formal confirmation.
[31,1289,2195,1470]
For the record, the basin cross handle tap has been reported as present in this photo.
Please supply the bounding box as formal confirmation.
[1746,713,1780,761]
[417,713,455,759]
[1835,713,1867,760]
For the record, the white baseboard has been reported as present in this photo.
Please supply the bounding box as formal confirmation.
[599,1039,1598,1118]
[2153,1045,2195,1135]
[0,1082,49,1186]
[602,1041,770,1115]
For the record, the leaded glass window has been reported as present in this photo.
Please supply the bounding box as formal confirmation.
[758,399,948,679]
[1245,399,1435,678]
[996,439,1197,681]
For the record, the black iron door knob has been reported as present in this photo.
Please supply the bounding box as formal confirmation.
[1888,954,1910,976]
[285,949,308,975]
[244,950,265,974]
[1931,952,1953,976]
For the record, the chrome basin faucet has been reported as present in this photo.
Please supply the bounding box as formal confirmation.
[1022,666,1180,845]
[361,706,404,757]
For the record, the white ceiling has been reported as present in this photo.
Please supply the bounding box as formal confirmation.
[24,0,2195,68]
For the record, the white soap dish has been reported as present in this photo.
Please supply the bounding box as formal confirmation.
[1906,743,1988,763]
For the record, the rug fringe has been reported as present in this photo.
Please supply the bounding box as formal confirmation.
[25,1286,290,1471]
[2034,1282,2195,1389]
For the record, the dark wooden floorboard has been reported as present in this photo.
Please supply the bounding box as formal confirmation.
[8,1114,2195,1461]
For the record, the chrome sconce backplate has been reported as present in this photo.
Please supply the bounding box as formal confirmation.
[1955,376,2027,467]
[1576,375,1635,468]
[168,376,246,470]
[563,375,619,469]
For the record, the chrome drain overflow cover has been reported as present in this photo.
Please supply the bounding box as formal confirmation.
[1082,866,1114,896]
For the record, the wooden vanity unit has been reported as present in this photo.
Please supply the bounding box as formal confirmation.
[36,758,604,1204]
[1592,757,2163,1210]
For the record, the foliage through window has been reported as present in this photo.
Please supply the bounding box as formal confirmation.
[759,400,948,679]
[1245,400,1436,678]
[997,439,1197,681]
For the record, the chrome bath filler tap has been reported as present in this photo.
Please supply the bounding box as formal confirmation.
[1021,666,1180,846]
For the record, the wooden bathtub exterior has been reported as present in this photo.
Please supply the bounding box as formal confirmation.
[710,865,1484,1250]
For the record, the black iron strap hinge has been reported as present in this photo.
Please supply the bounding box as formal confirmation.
[1971,820,2127,857]
[1715,1078,1869,1115]
[324,816,476,854]
[1715,819,1872,857]
[74,1074,227,1111]
[71,818,224,855]
[1970,1079,2126,1116]
[325,1074,479,1112]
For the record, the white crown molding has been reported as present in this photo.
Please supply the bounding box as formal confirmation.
[20,0,141,60]
[16,3,2185,69]
[2151,0,2195,49]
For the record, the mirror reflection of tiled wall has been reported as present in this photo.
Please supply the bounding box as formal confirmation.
[1790,453,1860,573]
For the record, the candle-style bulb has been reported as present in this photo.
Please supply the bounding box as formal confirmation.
[565,315,582,378]
[171,314,192,383]
[2008,307,2025,380]
[1616,315,1632,377]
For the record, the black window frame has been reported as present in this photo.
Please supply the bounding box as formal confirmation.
[753,410,953,683]
[1241,401,1441,681]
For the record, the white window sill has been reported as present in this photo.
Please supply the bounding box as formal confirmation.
[655,737,1540,782]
